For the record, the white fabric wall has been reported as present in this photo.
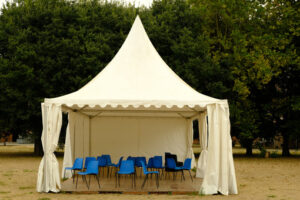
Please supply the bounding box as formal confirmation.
[88,116,188,163]
[196,112,208,178]
[61,112,74,178]
[37,103,62,192]
[61,112,90,178]
[69,112,90,161]
[200,103,238,195]
[186,118,196,168]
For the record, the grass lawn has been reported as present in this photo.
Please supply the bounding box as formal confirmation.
[0,144,299,200]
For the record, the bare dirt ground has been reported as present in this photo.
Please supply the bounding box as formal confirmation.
[0,145,299,200]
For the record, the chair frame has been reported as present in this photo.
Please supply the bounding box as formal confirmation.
[63,158,83,183]
[115,160,136,188]
[76,161,100,190]
[140,161,159,189]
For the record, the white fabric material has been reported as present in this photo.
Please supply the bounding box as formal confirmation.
[86,116,187,163]
[200,104,238,195]
[61,111,90,178]
[186,119,196,168]
[196,112,208,178]
[61,115,73,179]
[37,104,62,192]
[67,112,90,160]
[44,16,225,109]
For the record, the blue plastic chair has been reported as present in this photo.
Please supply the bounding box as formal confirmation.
[97,156,107,176]
[135,157,146,176]
[127,156,136,165]
[135,157,146,167]
[84,157,96,169]
[64,158,83,182]
[116,160,135,188]
[147,157,154,169]
[110,156,123,177]
[102,154,113,177]
[166,158,184,181]
[182,158,193,182]
[153,156,164,178]
[76,161,100,189]
[140,161,159,189]
[102,155,112,165]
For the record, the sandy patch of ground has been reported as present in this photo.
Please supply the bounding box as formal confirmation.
[0,145,299,200]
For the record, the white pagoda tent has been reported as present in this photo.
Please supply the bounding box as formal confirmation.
[36,16,237,195]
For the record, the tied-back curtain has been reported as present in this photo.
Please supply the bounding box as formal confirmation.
[200,103,238,195]
[186,119,196,168]
[196,111,208,178]
[37,103,62,192]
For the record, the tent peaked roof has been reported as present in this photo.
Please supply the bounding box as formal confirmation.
[46,16,225,109]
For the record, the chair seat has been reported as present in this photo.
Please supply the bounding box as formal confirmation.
[78,171,97,175]
[145,171,159,175]
[153,166,164,169]
[175,167,183,170]
[65,167,74,170]
[117,171,134,175]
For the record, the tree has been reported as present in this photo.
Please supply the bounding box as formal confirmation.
[256,0,300,156]
[0,0,136,155]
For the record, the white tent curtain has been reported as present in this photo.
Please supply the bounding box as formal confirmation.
[61,111,90,179]
[37,103,62,192]
[61,113,74,179]
[186,118,196,168]
[200,103,238,195]
[70,112,90,160]
[196,111,208,178]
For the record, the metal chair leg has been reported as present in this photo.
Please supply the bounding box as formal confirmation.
[188,170,193,182]
[115,172,118,188]
[141,174,148,189]
[83,175,89,189]
[156,173,159,189]
[132,174,134,188]
[118,174,120,187]
[76,174,79,188]
[95,175,100,188]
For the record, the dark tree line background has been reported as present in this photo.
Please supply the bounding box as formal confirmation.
[0,0,299,156]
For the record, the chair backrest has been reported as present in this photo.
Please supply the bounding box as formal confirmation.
[140,161,148,174]
[97,156,107,167]
[127,156,136,165]
[73,158,84,170]
[85,161,99,175]
[153,156,163,168]
[119,160,134,173]
[117,156,123,167]
[84,157,96,169]
[165,152,171,166]
[166,158,177,169]
[102,154,112,165]
[135,157,146,167]
[169,154,178,163]
[147,157,154,168]
[183,158,192,170]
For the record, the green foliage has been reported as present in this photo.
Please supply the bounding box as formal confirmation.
[0,0,136,140]
[0,0,299,156]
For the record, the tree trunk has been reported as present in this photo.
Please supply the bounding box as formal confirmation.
[34,138,43,156]
[282,133,290,157]
[246,144,253,156]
